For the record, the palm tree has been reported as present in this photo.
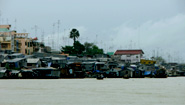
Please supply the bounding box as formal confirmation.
[69,28,80,46]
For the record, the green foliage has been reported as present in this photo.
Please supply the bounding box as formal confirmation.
[61,42,104,56]
[61,46,74,54]
[84,42,104,55]
[40,43,45,48]
[154,56,166,64]
[61,41,85,55]
[74,41,85,54]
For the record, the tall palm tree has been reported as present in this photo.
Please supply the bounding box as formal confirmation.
[69,28,80,46]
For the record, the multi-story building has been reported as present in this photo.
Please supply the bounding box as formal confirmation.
[0,25,37,55]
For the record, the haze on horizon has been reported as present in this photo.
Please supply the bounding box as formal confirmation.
[0,0,185,63]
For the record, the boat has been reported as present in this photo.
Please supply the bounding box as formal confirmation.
[96,74,104,80]
[0,67,6,78]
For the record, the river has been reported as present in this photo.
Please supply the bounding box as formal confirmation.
[0,77,185,105]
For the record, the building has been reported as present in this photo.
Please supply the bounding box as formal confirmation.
[114,49,144,63]
[0,25,37,55]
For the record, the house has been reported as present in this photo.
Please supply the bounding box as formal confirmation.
[5,58,27,70]
[119,68,134,78]
[114,49,144,63]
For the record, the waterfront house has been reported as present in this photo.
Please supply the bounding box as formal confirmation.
[32,67,60,79]
[114,49,144,63]
[5,58,27,70]
[119,67,134,78]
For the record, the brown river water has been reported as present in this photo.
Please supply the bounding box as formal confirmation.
[0,77,185,105]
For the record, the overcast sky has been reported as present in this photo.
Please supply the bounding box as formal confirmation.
[0,0,185,62]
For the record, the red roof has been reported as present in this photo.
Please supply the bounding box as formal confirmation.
[114,50,144,55]
[33,37,38,40]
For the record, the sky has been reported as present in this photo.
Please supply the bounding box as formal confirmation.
[0,0,185,62]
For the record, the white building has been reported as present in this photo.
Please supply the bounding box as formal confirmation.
[114,49,144,63]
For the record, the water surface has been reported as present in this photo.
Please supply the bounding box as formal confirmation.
[0,77,185,105]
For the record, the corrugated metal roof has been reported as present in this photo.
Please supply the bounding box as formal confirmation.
[27,58,40,63]
[6,58,26,63]
[107,52,114,56]
[114,50,144,55]
[0,28,9,32]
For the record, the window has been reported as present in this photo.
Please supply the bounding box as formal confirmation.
[1,43,8,48]
[30,42,32,47]
[28,42,30,47]
[126,55,131,57]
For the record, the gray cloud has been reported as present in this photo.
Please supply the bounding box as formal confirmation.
[0,0,185,62]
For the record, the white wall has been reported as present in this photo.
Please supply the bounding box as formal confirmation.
[121,54,141,63]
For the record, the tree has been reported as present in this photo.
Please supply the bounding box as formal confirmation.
[74,41,85,54]
[61,41,85,55]
[61,46,74,54]
[69,28,80,46]
[154,56,166,64]
[84,42,104,55]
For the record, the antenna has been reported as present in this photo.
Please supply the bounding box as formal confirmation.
[52,23,55,49]
[41,30,44,43]
[23,29,26,33]
[0,10,1,25]
[14,19,17,30]
[2,18,4,24]
[138,25,140,49]
[6,18,9,24]
[32,25,38,38]
[48,36,50,46]
[57,20,60,50]
[95,34,98,45]
[130,40,132,49]
[100,40,103,48]
[64,29,66,46]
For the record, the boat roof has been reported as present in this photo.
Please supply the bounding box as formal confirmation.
[0,70,6,73]
[11,70,21,73]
